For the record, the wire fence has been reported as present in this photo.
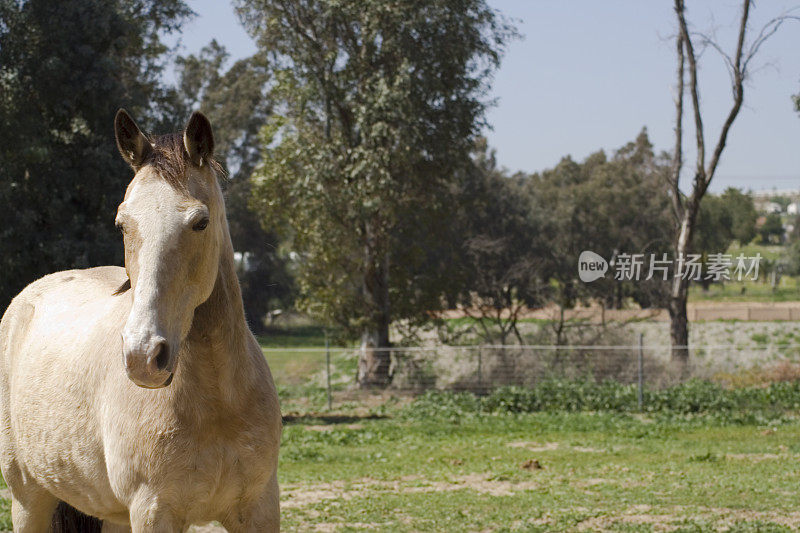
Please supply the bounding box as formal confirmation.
[264,340,800,409]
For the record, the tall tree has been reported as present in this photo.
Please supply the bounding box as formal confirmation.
[454,139,551,345]
[720,187,757,245]
[0,0,191,310]
[238,0,515,386]
[527,129,672,330]
[667,0,794,365]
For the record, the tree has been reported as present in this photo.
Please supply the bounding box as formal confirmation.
[721,188,757,244]
[666,0,795,365]
[692,194,734,290]
[239,0,515,386]
[167,41,294,330]
[0,0,191,310]
[524,129,672,343]
[453,139,551,345]
[759,213,784,244]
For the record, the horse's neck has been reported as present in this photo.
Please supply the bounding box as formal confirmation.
[180,233,255,406]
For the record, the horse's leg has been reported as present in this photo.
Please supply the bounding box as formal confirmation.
[128,498,181,533]
[222,472,279,533]
[10,487,58,533]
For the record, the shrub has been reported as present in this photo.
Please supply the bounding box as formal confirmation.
[402,379,800,419]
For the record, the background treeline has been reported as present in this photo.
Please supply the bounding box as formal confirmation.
[0,1,782,379]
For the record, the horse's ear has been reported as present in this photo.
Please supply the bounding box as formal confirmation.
[183,111,214,166]
[114,109,151,170]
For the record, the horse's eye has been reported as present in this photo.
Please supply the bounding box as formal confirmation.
[115,221,124,233]
[192,218,209,232]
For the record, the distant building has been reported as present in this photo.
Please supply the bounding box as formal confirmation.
[788,202,800,215]
[764,202,783,214]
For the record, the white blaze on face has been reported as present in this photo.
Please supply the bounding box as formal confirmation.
[117,168,219,388]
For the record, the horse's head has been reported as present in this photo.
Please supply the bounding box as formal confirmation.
[114,110,224,388]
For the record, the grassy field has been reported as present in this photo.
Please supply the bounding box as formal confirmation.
[278,410,800,531]
[688,242,800,303]
[257,325,356,392]
[1,409,799,531]
[688,277,800,303]
[4,322,800,531]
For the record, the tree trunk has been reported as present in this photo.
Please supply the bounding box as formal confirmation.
[669,216,693,370]
[357,225,392,388]
[668,285,689,365]
[358,321,391,388]
[700,274,711,292]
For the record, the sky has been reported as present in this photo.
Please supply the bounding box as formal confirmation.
[168,1,800,193]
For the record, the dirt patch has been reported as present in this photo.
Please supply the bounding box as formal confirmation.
[725,452,786,461]
[574,478,611,488]
[508,441,559,452]
[311,522,379,532]
[507,441,607,453]
[304,423,364,432]
[282,473,540,508]
[572,445,606,453]
[572,505,800,531]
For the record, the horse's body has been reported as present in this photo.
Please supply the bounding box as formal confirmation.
[0,111,281,531]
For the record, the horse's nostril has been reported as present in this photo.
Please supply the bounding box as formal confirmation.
[153,342,170,371]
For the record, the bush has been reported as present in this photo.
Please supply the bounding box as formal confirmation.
[402,379,800,420]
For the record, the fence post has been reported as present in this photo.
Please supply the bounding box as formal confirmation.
[325,330,332,410]
[477,346,483,392]
[637,333,644,412]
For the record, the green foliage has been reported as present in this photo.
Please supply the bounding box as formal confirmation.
[447,139,550,344]
[720,189,758,245]
[760,213,784,244]
[402,379,800,421]
[694,191,756,252]
[690,189,759,289]
[693,195,734,254]
[0,0,191,309]
[523,128,673,315]
[239,0,516,343]
[781,240,800,277]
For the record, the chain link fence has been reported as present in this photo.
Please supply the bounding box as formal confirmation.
[264,341,800,409]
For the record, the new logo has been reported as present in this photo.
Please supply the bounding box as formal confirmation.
[578,250,608,282]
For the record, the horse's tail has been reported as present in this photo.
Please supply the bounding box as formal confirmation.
[50,501,103,533]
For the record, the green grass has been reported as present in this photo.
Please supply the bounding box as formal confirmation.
[689,277,800,303]
[688,242,800,303]
[256,326,357,394]
[256,325,329,348]
[729,242,784,262]
[3,390,800,531]
[277,411,800,531]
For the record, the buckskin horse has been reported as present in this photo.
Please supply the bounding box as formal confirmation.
[0,110,281,531]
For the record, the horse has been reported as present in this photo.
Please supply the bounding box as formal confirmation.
[0,110,282,531]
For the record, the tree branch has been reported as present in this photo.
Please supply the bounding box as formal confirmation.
[703,0,750,187]
[670,30,685,222]
[674,0,706,189]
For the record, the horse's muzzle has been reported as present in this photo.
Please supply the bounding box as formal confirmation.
[122,334,175,388]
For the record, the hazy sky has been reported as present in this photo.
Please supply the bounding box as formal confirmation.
[169,1,800,192]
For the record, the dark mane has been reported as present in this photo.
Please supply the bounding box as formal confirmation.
[143,132,226,189]
[113,278,131,296]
